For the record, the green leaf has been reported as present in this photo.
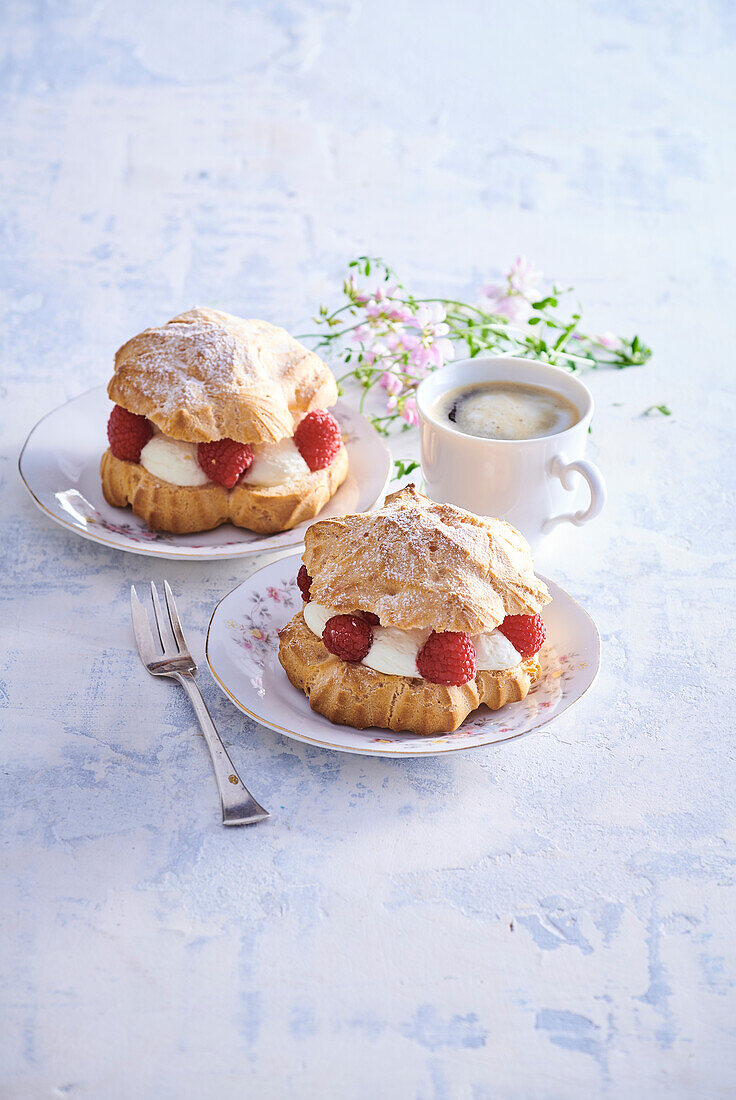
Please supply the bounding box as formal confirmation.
[644,404,672,416]
[393,458,420,480]
[527,317,541,326]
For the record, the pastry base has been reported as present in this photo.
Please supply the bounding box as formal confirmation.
[278,610,541,735]
[100,445,348,535]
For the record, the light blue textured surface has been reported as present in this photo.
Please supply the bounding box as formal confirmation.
[1,2,735,1097]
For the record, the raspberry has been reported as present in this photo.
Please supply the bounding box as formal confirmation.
[361,611,380,626]
[294,410,342,471]
[297,565,312,602]
[197,438,254,488]
[107,405,153,462]
[416,631,476,686]
[322,614,373,662]
[497,613,546,661]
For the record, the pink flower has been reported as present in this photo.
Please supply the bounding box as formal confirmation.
[363,342,390,366]
[266,587,281,602]
[344,274,369,305]
[351,324,371,344]
[365,296,415,325]
[380,371,403,395]
[385,331,422,358]
[384,300,416,323]
[393,331,418,352]
[430,337,454,367]
[486,294,534,323]
[401,397,419,427]
[508,256,542,297]
[480,256,542,323]
[386,393,418,424]
[408,344,434,374]
[414,302,450,338]
[597,331,623,352]
[404,333,454,375]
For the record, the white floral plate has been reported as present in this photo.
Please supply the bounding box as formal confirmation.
[18,386,392,560]
[206,553,601,757]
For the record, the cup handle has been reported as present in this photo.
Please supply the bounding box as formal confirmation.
[544,453,607,530]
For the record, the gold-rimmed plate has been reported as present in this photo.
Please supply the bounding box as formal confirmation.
[19,386,392,560]
[206,553,601,757]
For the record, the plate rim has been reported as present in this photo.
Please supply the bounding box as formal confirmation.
[205,553,602,757]
[18,384,393,560]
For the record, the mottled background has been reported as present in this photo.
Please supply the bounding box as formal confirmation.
[2,2,735,1097]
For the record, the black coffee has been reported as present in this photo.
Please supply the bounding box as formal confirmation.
[435,381,580,441]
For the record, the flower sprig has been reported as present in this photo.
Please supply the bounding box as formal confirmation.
[303,256,652,435]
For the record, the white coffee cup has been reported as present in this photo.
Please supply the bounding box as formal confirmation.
[416,356,606,553]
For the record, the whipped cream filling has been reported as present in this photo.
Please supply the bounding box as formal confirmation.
[138,432,311,489]
[246,438,310,487]
[139,434,209,487]
[302,602,522,680]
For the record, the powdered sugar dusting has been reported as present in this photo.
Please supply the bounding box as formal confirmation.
[304,485,550,634]
[134,321,240,416]
[109,308,338,443]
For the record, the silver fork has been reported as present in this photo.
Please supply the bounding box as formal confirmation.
[130,581,269,827]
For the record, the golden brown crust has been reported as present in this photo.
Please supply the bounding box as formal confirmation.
[278,610,541,735]
[100,446,348,535]
[303,483,550,634]
[108,308,338,445]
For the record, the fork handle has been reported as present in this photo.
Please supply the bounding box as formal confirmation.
[174,673,269,826]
